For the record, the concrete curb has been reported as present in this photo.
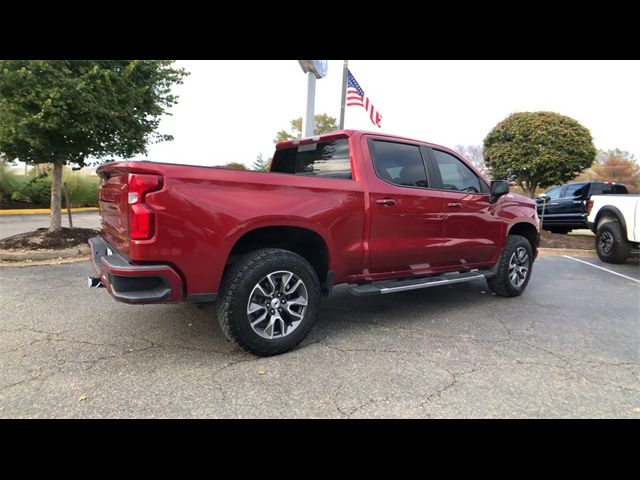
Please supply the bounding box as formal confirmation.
[0,255,89,267]
[0,244,90,261]
[538,247,596,257]
[0,207,98,215]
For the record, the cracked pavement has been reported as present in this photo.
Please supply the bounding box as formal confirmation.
[0,254,639,418]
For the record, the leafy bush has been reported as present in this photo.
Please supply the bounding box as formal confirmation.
[10,170,99,208]
[11,174,52,207]
[62,171,99,207]
[0,160,22,206]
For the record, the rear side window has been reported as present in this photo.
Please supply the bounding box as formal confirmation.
[613,184,628,194]
[369,140,429,188]
[564,184,586,197]
[271,139,351,179]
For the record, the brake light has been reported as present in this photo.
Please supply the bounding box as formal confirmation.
[128,174,162,240]
[587,200,594,215]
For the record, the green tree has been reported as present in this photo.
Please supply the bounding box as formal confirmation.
[221,162,247,170]
[252,153,271,172]
[0,60,188,231]
[483,112,596,198]
[274,113,338,143]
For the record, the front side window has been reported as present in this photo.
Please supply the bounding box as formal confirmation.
[270,139,351,179]
[432,149,482,193]
[545,187,561,199]
[369,140,428,188]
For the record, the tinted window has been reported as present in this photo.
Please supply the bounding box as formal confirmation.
[271,139,351,179]
[370,140,428,188]
[565,184,586,197]
[432,149,481,193]
[613,184,628,194]
[545,187,562,199]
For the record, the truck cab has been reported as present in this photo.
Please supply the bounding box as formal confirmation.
[537,181,628,234]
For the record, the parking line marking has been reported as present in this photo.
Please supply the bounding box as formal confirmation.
[562,255,640,284]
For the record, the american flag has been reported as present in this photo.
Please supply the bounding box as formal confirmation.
[346,70,382,128]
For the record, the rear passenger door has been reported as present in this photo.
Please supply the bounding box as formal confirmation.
[425,148,501,266]
[554,183,588,222]
[365,139,447,275]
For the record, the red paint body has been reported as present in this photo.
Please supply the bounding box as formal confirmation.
[92,130,539,302]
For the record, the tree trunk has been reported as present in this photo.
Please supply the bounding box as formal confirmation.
[523,181,538,198]
[49,159,63,232]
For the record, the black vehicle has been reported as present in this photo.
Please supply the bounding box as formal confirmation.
[536,181,628,234]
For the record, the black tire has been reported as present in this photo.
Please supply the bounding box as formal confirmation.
[487,235,534,297]
[596,221,631,264]
[216,248,321,356]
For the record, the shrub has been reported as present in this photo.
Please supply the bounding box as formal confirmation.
[12,174,52,207]
[0,160,21,206]
[62,171,99,207]
[10,170,99,208]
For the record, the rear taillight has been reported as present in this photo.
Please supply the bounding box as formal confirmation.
[128,174,162,240]
[587,200,594,215]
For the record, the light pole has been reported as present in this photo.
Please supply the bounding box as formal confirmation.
[298,60,328,138]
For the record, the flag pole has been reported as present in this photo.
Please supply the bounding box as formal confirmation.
[338,60,348,130]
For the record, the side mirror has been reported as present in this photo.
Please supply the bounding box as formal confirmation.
[490,180,509,203]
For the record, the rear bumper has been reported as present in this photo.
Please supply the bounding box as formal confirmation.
[88,236,183,304]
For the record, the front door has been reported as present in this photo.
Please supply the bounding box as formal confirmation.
[427,148,502,266]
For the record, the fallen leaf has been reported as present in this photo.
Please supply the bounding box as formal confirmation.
[257,370,267,376]
[78,394,87,402]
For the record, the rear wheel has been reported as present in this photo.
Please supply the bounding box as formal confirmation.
[596,221,631,264]
[216,248,321,356]
[487,235,533,297]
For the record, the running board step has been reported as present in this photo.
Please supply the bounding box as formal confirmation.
[351,270,494,296]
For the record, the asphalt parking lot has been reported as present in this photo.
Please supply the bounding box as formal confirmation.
[1,249,638,418]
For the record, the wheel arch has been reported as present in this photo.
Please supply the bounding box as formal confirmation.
[594,206,627,238]
[507,221,539,255]
[223,223,333,291]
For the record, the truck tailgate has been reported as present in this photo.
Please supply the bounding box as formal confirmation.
[98,169,130,257]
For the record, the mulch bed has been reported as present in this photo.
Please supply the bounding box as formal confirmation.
[539,230,595,250]
[0,227,99,251]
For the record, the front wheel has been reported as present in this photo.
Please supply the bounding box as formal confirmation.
[487,235,534,297]
[216,248,321,356]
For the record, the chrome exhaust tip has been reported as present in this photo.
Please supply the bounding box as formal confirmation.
[87,276,104,288]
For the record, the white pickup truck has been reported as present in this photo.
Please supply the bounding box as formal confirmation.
[587,195,639,263]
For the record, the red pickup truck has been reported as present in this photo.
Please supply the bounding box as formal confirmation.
[89,130,539,356]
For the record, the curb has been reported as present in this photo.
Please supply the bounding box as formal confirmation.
[0,244,90,261]
[0,207,98,215]
[538,247,596,257]
[0,254,89,267]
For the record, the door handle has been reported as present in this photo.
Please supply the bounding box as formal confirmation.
[549,202,559,206]
[447,202,462,208]
[376,198,397,207]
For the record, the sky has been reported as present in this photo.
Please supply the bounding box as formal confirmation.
[130,60,639,167]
